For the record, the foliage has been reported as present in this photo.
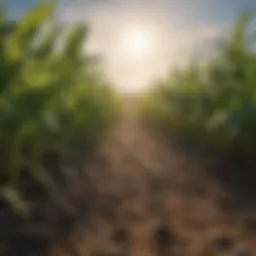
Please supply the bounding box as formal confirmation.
[0,1,118,210]
[140,11,256,155]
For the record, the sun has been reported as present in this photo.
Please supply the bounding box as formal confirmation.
[126,30,151,56]
[121,26,155,60]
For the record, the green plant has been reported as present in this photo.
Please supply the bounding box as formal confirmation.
[0,1,118,211]
[140,11,256,156]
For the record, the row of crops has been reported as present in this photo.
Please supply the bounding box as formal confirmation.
[140,12,256,157]
[0,0,119,219]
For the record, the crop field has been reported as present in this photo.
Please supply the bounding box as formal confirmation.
[0,2,255,256]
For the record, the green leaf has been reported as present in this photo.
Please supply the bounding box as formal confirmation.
[0,186,28,214]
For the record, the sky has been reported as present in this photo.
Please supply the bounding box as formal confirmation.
[6,0,256,92]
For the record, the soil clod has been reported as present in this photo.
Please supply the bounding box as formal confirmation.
[155,226,174,248]
[214,236,234,251]
[113,228,129,244]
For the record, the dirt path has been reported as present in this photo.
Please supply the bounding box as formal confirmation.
[52,112,256,256]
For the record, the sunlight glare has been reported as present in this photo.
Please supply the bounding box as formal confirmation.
[122,26,155,60]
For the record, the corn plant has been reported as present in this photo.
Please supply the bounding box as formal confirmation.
[140,11,256,156]
[0,1,118,211]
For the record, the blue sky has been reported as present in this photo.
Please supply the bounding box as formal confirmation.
[6,0,256,92]
[6,0,256,23]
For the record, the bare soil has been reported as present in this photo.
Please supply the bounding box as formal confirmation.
[51,112,256,256]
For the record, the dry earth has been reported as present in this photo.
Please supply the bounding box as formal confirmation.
[51,111,256,256]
